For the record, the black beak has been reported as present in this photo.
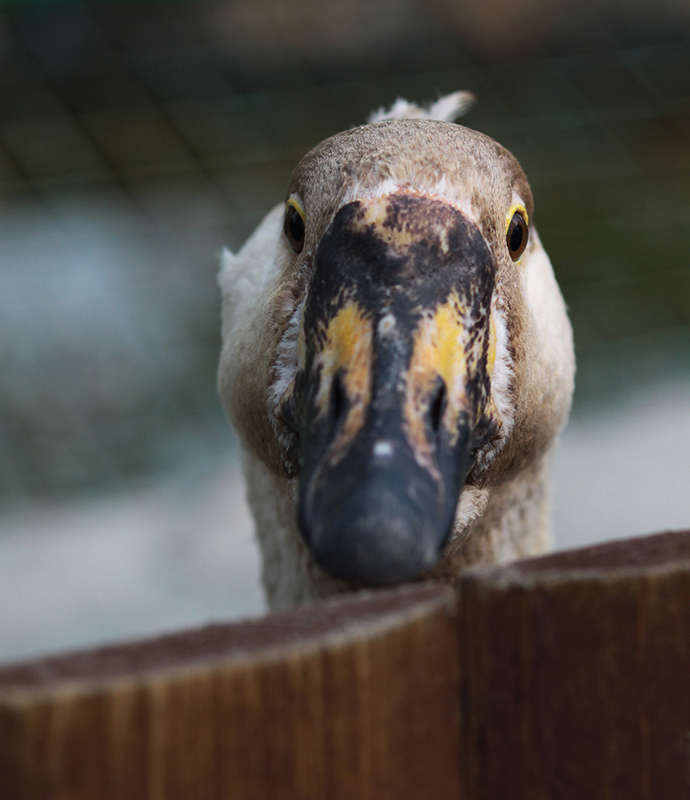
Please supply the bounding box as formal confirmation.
[292,193,496,584]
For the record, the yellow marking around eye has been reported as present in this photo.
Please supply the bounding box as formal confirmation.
[286,195,306,222]
[314,302,373,453]
[505,203,529,234]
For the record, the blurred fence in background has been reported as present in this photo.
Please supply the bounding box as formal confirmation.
[1,0,689,506]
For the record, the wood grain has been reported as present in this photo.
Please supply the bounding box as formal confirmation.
[0,583,461,800]
[4,529,690,799]
[459,529,690,800]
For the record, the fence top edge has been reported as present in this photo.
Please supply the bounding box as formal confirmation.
[460,529,690,591]
[0,582,456,704]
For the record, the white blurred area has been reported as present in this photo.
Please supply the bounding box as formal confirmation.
[552,378,690,549]
[0,456,264,664]
[1,379,688,664]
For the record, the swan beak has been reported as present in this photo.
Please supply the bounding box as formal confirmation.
[293,193,496,584]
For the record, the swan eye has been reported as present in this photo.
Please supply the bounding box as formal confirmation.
[506,210,528,261]
[284,198,305,253]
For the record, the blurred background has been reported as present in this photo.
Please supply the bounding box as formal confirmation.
[0,0,689,662]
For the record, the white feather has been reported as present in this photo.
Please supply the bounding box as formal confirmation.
[367,91,475,124]
[218,203,284,342]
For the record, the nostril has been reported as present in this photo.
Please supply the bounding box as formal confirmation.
[330,371,347,433]
[429,379,447,435]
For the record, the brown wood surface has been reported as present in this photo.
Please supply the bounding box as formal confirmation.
[3,529,690,799]
[459,529,690,800]
[0,584,461,800]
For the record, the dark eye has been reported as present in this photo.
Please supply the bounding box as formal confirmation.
[284,199,305,253]
[507,211,528,261]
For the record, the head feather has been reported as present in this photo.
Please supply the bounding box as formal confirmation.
[367,91,475,124]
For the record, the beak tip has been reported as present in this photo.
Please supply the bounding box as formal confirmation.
[300,482,450,584]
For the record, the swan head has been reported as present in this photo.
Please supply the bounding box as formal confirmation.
[219,116,574,586]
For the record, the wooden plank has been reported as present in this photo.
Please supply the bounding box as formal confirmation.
[0,584,460,800]
[459,529,690,800]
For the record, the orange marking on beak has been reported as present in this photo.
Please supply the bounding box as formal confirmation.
[351,193,453,254]
[404,292,487,470]
[314,301,373,453]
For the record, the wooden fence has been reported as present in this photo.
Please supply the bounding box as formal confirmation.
[1,529,690,799]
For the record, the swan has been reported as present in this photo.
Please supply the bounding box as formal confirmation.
[218,94,575,608]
